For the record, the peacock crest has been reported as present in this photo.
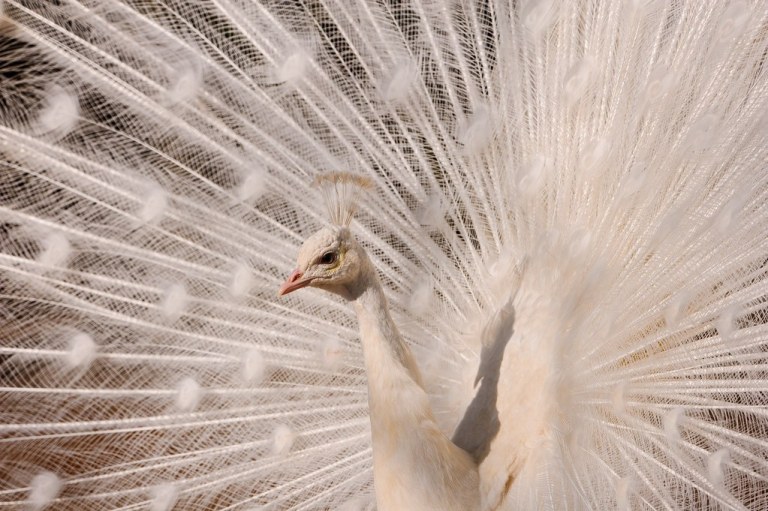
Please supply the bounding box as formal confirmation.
[313,172,373,227]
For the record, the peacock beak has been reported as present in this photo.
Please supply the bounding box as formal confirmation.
[278,268,312,296]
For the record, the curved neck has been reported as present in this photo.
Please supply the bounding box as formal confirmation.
[349,262,479,511]
[352,270,423,387]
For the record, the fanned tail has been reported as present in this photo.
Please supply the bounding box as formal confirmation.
[1,1,767,510]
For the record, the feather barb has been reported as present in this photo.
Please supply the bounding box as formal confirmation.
[313,172,373,226]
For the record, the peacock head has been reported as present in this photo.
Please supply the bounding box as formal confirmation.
[278,225,369,300]
[279,172,373,300]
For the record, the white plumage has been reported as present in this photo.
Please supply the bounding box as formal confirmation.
[278,217,480,509]
[1,1,767,510]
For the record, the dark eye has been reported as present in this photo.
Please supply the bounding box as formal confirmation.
[319,251,337,265]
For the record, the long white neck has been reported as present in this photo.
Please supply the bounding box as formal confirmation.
[354,280,423,389]
[352,266,479,511]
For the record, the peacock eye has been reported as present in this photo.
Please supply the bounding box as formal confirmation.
[319,251,337,265]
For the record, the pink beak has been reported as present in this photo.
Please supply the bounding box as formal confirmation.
[278,268,312,296]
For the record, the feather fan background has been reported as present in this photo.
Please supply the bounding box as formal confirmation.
[1,0,767,509]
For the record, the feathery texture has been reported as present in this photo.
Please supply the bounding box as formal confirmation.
[0,0,767,509]
[313,173,373,227]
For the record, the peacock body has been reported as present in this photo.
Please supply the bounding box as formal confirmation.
[1,0,767,509]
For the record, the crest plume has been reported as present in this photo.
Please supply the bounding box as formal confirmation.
[313,172,373,227]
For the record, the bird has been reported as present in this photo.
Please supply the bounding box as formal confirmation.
[278,173,480,510]
[0,0,767,510]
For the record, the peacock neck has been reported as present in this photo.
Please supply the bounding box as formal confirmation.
[351,265,480,511]
[352,271,423,388]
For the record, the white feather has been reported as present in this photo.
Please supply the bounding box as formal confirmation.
[64,332,97,370]
[0,1,766,510]
[27,471,61,511]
